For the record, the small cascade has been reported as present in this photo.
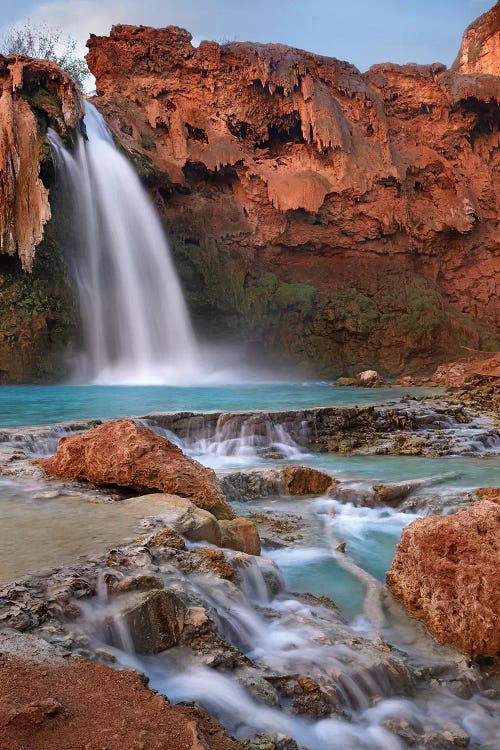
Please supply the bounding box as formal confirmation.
[143,413,310,469]
[81,551,416,749]
[48,102,201,385]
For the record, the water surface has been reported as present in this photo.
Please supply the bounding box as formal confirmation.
[0,384,440,427]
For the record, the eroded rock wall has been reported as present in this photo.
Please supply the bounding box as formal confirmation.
[86,18,499,376]
[453,0,500,76]
[0,55,83,382]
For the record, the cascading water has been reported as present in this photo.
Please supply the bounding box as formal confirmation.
[48,101,201,385]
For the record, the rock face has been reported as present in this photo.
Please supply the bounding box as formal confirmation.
[0,55,82,271]
[387,495,500,657]
[40,419,233,519]
[85,14,500,376]
[0,55,83,383]
[453,1,500,76]
[431,352,500,386]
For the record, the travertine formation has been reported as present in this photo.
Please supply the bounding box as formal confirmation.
[85,9,500,375]
[40,419,233,519]
[387,493,500,657]
[0,55,82,383]
[0,55,82,271]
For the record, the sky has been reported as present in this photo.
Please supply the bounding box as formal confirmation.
[0,0,494,82]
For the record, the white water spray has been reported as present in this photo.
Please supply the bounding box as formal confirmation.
[48,102,201,385]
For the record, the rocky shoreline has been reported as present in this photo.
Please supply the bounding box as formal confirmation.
[0,388,499,748]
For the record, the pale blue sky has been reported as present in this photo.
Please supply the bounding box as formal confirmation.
[0,0,493,72]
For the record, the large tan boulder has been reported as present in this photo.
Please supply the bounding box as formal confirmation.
[138,493,222,545]
[387,495,500,657]
[39,419,233,519]
[219,518,261,556]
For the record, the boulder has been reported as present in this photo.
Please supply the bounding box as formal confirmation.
[220,466,335,501]
[334,377,358,387]
[106,589,185,654]
[387,498,500,657]
[219,468,286,502]
[139,493,222,545]
[373,474,458,505]
[219,518,261,556]
[39,419,233,519]
[357,370,381,386]
[282,465,336,496]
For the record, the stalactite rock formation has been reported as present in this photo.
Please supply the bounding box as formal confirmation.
[0,55,82,271]
[86,13,499,375]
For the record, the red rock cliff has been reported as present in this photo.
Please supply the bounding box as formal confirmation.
[0,55,82,271]
[86,14,499,375]
[453,0,500,76]
[0,56,83,383]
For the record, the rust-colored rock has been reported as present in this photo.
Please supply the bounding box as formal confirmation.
[39,419,233,519]
[0,55,82,384]
[0,655,242,750]
[387,498,500,657]
[219,517,262,556]
[85,15,500,376]
[282,465,336,495]
[431,352,500,386]
[453,1,500,76]
[0,55,82,271]
[476,487,500,503]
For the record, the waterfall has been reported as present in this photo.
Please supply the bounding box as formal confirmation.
[48,101,201,385]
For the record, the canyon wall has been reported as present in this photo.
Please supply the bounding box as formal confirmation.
[87,6,499,376]
[0,56,82,382]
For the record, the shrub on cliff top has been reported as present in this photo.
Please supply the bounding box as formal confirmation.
[0,22,89,90]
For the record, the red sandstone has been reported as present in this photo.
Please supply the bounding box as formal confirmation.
[40,419,233,519]
[387,495,500,658]
[84,12,500,374]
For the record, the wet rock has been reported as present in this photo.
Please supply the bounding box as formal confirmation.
[192,548,236,580]
[387,496,500,657]
[236,669,280,706]
[113,572,164,592]
[39,419,233,519]
[373,480,416,504]
[282,465,336,496]
[220,465,335,502]
[219,517,261,556]
[220,469,286,502]
[106,589,185,654]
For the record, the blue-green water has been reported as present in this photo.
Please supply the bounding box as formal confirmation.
[304,454,500,489]
[0,384,438,427]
